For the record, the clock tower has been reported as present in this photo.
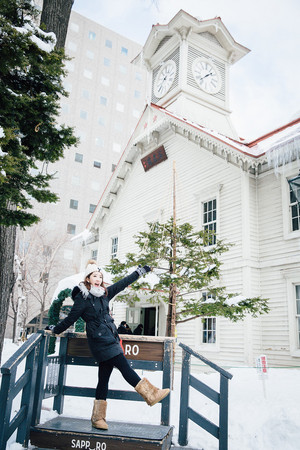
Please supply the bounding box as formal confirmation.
[133,10,250,139]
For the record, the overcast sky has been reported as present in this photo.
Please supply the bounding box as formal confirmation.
[73,0,300,141]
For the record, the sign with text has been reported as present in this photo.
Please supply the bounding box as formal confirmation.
[256,354,268,375]
[67,337,164,362]
[141,145,167,172]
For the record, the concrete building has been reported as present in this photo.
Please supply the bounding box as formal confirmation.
[7,9,148,338]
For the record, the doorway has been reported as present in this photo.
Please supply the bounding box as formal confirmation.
[126,306,158,336]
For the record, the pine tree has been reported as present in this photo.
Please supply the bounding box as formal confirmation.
[106,218,269,337]
[0,0,77,363]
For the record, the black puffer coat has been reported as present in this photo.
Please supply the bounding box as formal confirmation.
[52,271,139,362]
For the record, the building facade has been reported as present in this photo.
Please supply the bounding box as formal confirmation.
[81,11,300,368]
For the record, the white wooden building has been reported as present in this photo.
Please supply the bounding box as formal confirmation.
[80,10,300,368]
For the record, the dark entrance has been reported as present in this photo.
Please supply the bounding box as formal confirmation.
[143,307,156,336]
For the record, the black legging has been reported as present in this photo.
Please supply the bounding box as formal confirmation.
[95,353,141,400]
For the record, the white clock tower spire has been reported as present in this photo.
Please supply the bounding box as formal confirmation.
[133,10,250,139]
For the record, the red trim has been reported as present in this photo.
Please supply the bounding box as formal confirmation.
[247,117,300,147]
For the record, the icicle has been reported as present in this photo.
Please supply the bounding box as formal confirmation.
[267,126,300,174]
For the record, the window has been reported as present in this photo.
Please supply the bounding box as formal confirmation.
[91,249,98,259]
[105,39,112,48]
[65,61,74,72]
[72,175,80,185]
[114,122,123,132]
[289,179,300,231]
[86,50,94,59]
[70,199,78,210]
[80,110,87,119]
[121,46,128,56]
[103,57,110,66]
[89,204,96,213]
[118,84,125,92]
[113,143,121,153]
[116,102,124,112]
[61,103,69,114]
[135,72,142,81]
[119,65,127,74]
[70,23,79,33]
[134,90,141,99]
[100,96,107,106]
[94,161,101,169]
[112,164,117,172]
[95,137,104,147]
[68,41,77,52]
[75,153,83,163]
[83,69,93,79]
[202,318,216,344]
[82,90,90,99]
[296,285,300,348]
[111,237,118,259]
[101,76,110,86]
[91,181,100,191]
[203,199,217,245]
[98,117,105,126]
[67,224,76,235]
[89,31,96,40]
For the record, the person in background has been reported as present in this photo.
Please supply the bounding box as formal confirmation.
[117,321,128,334]
[133,323,143,335]
[125,323,133,334]
[45,261,169,431]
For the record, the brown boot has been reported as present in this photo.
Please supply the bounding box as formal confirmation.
[135,378,170,406]
[91,399,108,430]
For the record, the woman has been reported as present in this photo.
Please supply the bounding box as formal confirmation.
[46,260,169,430]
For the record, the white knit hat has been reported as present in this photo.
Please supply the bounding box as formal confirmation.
[84,261,102,278]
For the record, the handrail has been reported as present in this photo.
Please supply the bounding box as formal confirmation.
[1,333,43,373]
[179,342,233,379]
[178,342,233,450]
[0,331,49,449]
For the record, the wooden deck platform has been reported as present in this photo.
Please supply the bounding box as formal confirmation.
[30,416,173,450]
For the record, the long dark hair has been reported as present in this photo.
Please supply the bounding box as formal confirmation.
[83,273,108,296]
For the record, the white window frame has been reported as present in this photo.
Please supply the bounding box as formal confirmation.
[281,166,300,240]
[197,184,222,243]
[111,236,119,260]
[283,269,300,357]
[202,198,217,245]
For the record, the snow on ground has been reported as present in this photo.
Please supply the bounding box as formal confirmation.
[1,339,300,450]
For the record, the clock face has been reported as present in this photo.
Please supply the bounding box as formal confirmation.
[153,60,177,98]
[192,58,221,94]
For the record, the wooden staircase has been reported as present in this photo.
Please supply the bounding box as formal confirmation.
[30,416,173,449]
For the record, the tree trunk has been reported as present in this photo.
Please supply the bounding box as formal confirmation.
[0,225,16,366]
[40,0,74,49]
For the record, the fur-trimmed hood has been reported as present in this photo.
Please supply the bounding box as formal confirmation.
[78,282,106,298]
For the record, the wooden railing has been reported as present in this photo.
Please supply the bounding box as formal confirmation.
[178,342,233,450]
[0,332,50,449]
[0,331,174,449]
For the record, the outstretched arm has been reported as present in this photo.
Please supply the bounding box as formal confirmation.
[107,266,150,300]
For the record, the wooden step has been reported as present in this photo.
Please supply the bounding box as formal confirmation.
[30,416,173,450]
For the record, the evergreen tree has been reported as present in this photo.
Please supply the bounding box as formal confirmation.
[0,0,77,363]
[106,218,269,337]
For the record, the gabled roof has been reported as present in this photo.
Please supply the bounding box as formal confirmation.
[133,9,250,67]
[86,103,300,231]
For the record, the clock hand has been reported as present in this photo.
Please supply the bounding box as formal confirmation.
[198,72,213,81]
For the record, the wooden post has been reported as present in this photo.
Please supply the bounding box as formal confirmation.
[178,349,191,446]
[219,374,229,450]
[53,336,68,413]
[16,345,38,446]
[31,332,50,426]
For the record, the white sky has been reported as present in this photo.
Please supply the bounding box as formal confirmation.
[73,0,300,141]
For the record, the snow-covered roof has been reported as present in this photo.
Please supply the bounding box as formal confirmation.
[86,102,300,231]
